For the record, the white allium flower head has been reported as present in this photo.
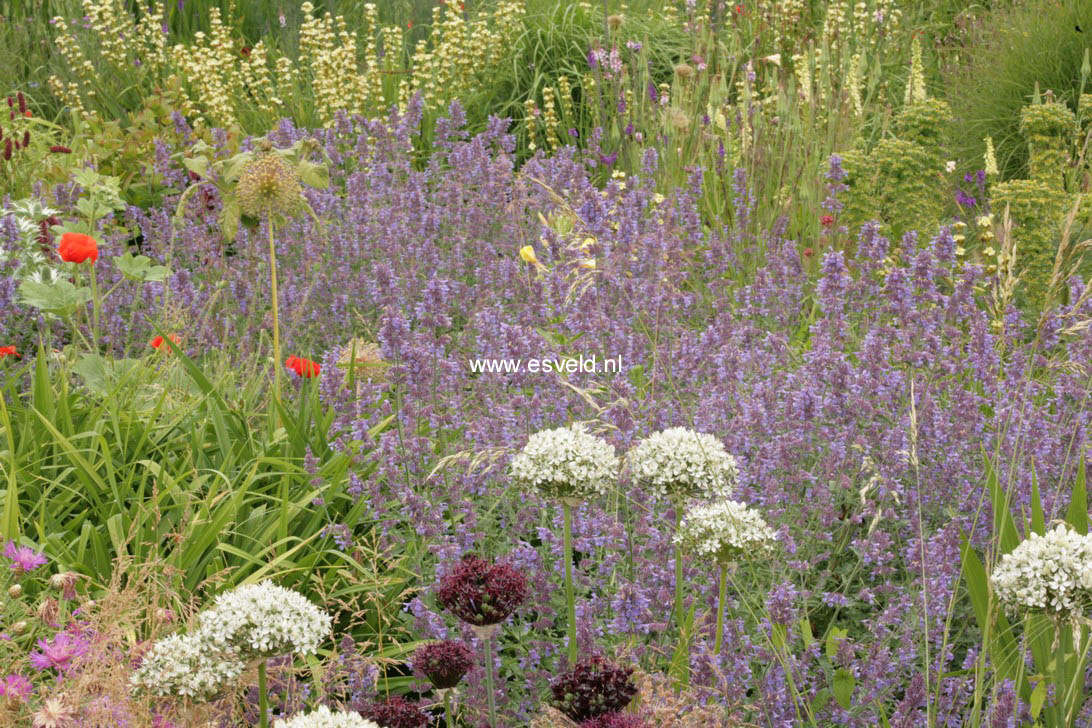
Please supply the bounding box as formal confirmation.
[130,632,245,702]
[195,580,332,659]
[508,423,620,500]
[991,523,1092,618]
[626,427,739,502]
[673,500,777,563]
[273,705,381,728]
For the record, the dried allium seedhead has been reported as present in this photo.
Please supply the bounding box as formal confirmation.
[549,656,638,722]
[236,151,304,217]
[435,555,528,626]
[360,696,429,728]
[607,14,624,29]
[673,63,694,80]
[412,639,475,689]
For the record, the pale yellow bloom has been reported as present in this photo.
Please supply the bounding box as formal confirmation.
[519,245,540,265]
[580,258,596,270]
[580,237,596,250]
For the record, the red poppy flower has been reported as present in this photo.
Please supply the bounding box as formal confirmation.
[23,110,31,118]
[820,215,835,227]
[286,356,321,378]
[0,346,19,359]
[149,334,181,350]
[407,20,413,28]
[58,232,99,264]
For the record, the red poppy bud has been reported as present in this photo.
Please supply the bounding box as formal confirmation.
[0,346,19,359]
[407,20,413,28]
[50,145,72,154]
[241,46,251,57]
[58,232,99,264]
[285,356,321,378]
[150,334,181,350]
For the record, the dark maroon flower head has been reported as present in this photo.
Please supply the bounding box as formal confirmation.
[580,713,646,728]
[434,555,528,626]
[550,655,638,722]
[17,92,26,114]
[360,696,429,728]
[50,145,72,154]
[413,639,475,689]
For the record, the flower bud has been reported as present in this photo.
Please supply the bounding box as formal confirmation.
[17,92,26,114]
[50,571,80,600]
[49,145,71,154]
[8,583,23,598]
[22,130,30,148]
[12,620,28,635]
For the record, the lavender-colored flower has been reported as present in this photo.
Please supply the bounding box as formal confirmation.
[3,540,48,573]
[580,714,647,728]
[412,640,475,689]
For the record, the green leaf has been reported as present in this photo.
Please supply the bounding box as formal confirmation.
[1030,469,1046,536]
[115,252,170,283]
[18,279,92,313]
[832,668,855,709]
[826,626,848,660]
[985,457,1020,555]
[296,159,329,190]
[1030,679,1047,719]
[1066,455,1088,535]
[219,196,241,243]
[181,154,210,179]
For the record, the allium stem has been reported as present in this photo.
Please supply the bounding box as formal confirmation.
[267,216,282,419]
[674,505,684,636]
[444,689,454,727]
[258,658,269,728]
[563,500,577,664]
[483,633,498,728]
[89,263,100,352]
[714,562,727,655]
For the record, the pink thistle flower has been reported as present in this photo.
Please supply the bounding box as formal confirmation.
[28,631,89,673]
[3,540,48,573]
[1,673,34,702]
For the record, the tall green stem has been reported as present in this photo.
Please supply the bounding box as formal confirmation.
[483,633,498,728]
[714,562,728,655]
[444,689,455,727]
[674,505,684,635]
[258,659,268,728]
[563,500,577,663]
[88,263,100,351]
[267,216,282,417]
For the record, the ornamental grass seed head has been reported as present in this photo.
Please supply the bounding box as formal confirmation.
[194,580,332,659]
[509,424,619,501]
[674,500,777,564]
[991,523,1092,619]
[130,632,245,702]
[435,555,528,626]
[626,428,739,502]
[272,706,381,728]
